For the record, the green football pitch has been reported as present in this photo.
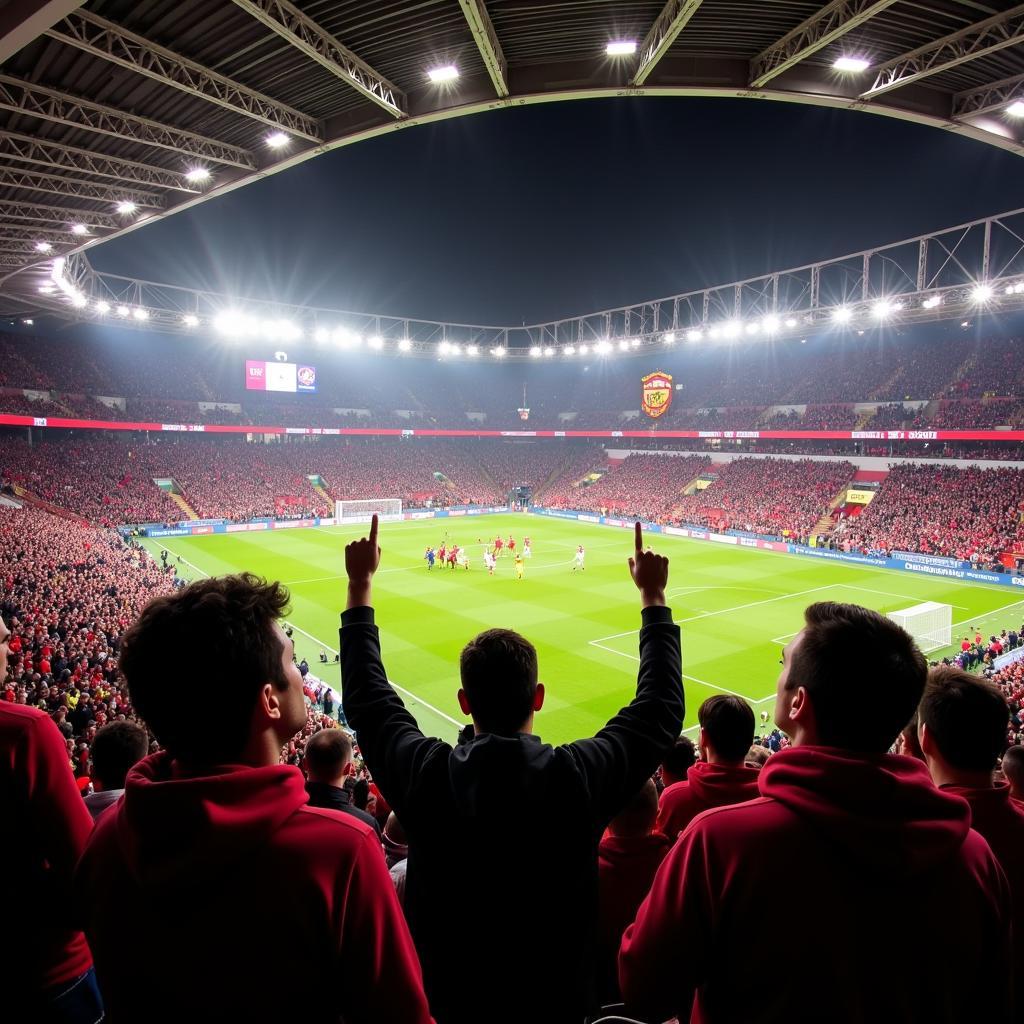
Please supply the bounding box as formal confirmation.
[142,514,1024,745]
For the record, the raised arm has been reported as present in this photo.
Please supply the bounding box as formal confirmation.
[566,522,684,823]
[339,515,444,816]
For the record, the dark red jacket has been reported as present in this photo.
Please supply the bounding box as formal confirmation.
[656,760,761,839]
[0,703,93,996]
[621,746,1011,1024]
[74,752,432,1023]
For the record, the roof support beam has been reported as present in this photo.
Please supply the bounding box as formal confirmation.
[0,76,257,169]
[0,131,200,191]
[632,0,704,86]
[0,226,106,244]
[458,0,508,98]
[45,9,322,141]
[952,70,1024,119]
[229,0,405,117]
[0,167,163,207]
[0,199,119,229]
[862,5,1024,99]
[750,0,898,88]
[0,240,71,257]
[0,0,84,62]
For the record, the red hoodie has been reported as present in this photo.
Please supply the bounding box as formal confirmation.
[74,752,433,1023]
[656,760,761,839]
[620,747,1011,1024]
[0,704,93,997]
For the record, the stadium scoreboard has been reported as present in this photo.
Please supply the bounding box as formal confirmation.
[245,359,317,394]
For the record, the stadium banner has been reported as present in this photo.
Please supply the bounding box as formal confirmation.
[845,488,877,504]
[893,551,965,570]
[641,372,673,419]
[271,518,317,530]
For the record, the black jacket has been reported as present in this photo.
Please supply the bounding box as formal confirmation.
[340,604,683,1024]
[303,780,382,839]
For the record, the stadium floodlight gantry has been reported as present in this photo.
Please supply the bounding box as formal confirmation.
[5,1,1024,313]
[27,203,1024,358]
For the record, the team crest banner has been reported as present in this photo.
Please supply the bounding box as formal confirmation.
[641,371,673,419]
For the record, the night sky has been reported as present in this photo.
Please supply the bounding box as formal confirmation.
[88,97,1024,326]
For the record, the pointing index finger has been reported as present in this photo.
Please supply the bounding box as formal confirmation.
[635,521,643,554]
[369,513,379,546]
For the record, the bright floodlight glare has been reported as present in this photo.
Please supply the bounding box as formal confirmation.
[70,293,87,308]
[22,318,33,325]
[116,201,137,214]
[116,305,130,316]
[746,322,760,335]
[314,327,329,343]
[630,337,641,348]
[972,283,993,302]
[662,332,675,343]
[833,56,870,72]
[1007,100,1024,117]
[185,167,211,183]
[784,317,798,328]
[544,346,555,356]
[265,132,289,149]
[872,300,892,319]
[833,306,852,323]
[578,343,589,354]
[439,341,451,356]
[38,284,55,293]
[398,338,411,352]
[132,307,148,320]
[34,241,52,252]
[427,65,459,83]
[182,314,199,327]
[95,300,110,314]
[71,223,88,235]
[762,315,780,332]
[606,40,637,55]
[687,329,702,342]
[491,346,506,358]
[596,340,612,354]
[368,334,383,349]
[723,321,742,339]
[466,344,479,356]
[530,345,542,357]
[708,326,721,339]
[564,345,576,355]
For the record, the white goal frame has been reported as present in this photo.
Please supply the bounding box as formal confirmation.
[889,601,952,654]
[335,498,404,524]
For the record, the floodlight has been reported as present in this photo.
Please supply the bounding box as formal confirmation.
[70,293,87,308]
[833,307,852,323]
[450,343,462,356]
[872,300,893,319]
[116,201,137,214]
[544,346,555,356]
[746,322,760,335]
[762,315,780,332]
[662,332,676,343]
[491,346,506,358]
[971,283,993,302]
[595,341,612,355]
[686,329,702,342]
[185,167,211,183]
[466,344,479,356]
[265,132,289,149]
[22,318,33,325]
[833,57,870,72]
[606,41,637,56]
[784,317,798,328]
[314,327,329,343]
[95,301,110,314]
[723,321,742,339]
[132,307,148,320]
[439,341,452,356]
[368,334,383,349]
[630,337,641,348]
[38,285,55,293]
[1007,100,1024,117]
[564,345,576,355]
[34,241,52,253]
[182,314,199,327]
[427,65,459,83]
[618,340,630,352]
[922,295,942,309]
[578,344,589,354]
[708,326,721,339]
[71,224,88,235]
[116,305,130,317]
[530,345,542,357]
[398,338,412,352]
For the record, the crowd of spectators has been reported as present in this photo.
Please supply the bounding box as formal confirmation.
[833,463,1024,563]
[673,458,854,541]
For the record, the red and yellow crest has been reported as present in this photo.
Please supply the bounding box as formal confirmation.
[641,371,673,419]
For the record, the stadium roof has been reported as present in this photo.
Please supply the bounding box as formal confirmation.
[4,0,1024,313]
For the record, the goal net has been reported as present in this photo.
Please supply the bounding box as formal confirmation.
[889,601,952,654]
[335,498,403,524]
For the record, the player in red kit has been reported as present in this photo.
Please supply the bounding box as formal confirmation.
[508,537,516,555]
[494,536,504,557]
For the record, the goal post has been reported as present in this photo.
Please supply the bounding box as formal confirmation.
[889,601,952,654]
[335,498,403,524]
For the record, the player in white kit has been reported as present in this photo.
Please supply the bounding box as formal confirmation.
[572,544,585,571]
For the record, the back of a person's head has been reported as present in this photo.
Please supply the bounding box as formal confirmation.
[788,602,926,753]
[90,721,149,790]
[459,628,537,735]
[661,735,697,784]
[699,695,755,763]
[899,712,925,761]
[608,778,659,838]
[120,573,290,764]
[745,744,770,769]
[1002,745,1024,795]
[305,728,352,782]
[919,667,1009,774]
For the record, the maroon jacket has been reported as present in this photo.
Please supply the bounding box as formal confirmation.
[656,760,761,839]
[0,703,93,996]
[74,752,433,1023]
[621,746,1011,1024]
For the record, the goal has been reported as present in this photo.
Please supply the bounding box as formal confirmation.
[335,498,403,524]
[889,601,952,654]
